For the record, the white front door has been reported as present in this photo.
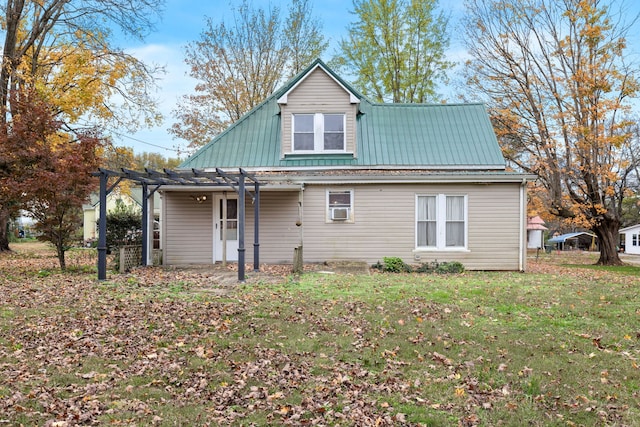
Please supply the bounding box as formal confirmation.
[214,195,239,262]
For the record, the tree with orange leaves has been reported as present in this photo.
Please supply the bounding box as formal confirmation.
[463,0,640,265]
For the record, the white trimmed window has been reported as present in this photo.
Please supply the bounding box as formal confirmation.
[416,194,467,249]
[293,113,345,152]
[327,189,353,222]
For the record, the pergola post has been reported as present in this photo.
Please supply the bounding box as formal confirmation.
[97,171,108,281]
[238,174,246,282]
[253,181,260,272]
[145,189,156,265]
[141,182,149,266]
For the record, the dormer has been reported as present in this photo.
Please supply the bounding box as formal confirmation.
[277,62,360,159]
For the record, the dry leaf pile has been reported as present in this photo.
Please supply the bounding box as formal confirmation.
[1,244,638,426]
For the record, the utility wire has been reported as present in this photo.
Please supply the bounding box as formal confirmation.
[109,129,182,153]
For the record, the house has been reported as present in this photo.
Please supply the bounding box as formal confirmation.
[161,59,535,270]
[546,232,597,251]
[83,187,161,245]
[619,224,640,255]
[527,216,548,249]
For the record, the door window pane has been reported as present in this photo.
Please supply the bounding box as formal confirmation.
[219,199,238,241]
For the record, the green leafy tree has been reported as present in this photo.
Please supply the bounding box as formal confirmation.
[620,196,640,227]
[170,0,327,150]
[333,0,453,103]
[462,0,640,265]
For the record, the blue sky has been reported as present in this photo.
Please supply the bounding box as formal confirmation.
[114,0,467,157]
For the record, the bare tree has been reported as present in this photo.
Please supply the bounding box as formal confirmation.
[463,0,640,265]
[170,0,327,150]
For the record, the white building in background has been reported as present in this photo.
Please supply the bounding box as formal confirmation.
[620,224,640,255]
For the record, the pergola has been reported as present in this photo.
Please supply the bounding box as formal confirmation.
[92,168,262,282]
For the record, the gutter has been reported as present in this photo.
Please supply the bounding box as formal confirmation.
[257,173,538,185]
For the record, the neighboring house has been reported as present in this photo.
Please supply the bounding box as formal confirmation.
[547,232,598,251]
[162,59,535,270]
[619,224,640,255]
[83,187,161,245]
[527,216,548,249]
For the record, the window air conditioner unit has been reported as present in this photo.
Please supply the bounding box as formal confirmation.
[331,207,349,220]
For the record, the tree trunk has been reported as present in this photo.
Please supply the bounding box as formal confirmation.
[594,219,623,266]
[0,207,11,252]
[56,241,66,270]
[1,0,26,125]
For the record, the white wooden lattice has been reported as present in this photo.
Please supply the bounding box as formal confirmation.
[119,246,162,273]
[119,245,142,273]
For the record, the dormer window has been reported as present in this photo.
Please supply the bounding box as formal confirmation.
[293,113,345,152]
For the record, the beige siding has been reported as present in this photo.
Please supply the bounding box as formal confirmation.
[300,183,523,270]
[244,191,301,264]
[163,192,213,264]
[280,67,358,155]
[163,190,301,266]
[162,184,524,270]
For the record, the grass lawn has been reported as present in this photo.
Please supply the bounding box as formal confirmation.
[1,242,639,426]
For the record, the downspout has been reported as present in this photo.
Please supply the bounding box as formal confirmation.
[298,184,304,247]
[519,178,527,271]
[293,184,304,273]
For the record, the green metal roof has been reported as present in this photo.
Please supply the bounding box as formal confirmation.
[181,59,505,170]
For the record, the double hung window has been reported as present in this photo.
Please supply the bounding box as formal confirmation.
[417,194,467,249]
[293,113,345,152]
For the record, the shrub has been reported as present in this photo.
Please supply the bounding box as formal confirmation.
[415,261,437,273]
[105,199,142,251]
[382,256,412,273]
[416,260,465,274]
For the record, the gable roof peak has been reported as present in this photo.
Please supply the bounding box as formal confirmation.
[277,58,361,105]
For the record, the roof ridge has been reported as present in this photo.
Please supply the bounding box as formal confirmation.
[370,102,486,107]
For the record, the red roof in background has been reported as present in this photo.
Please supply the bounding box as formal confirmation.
[527,215,548,230]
